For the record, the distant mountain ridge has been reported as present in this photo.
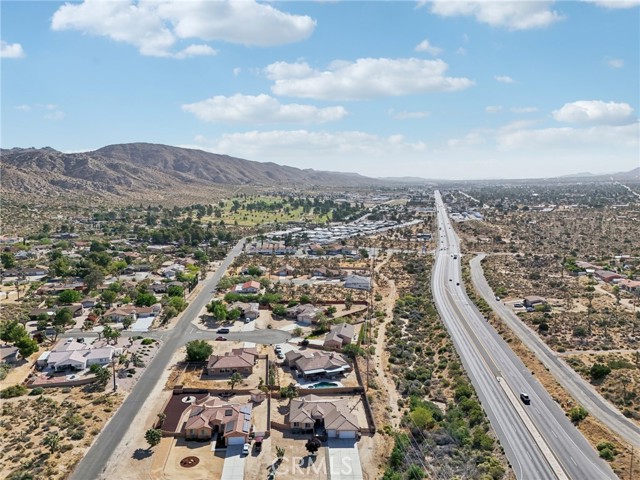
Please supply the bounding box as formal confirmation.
[1,143,637,202]
[0,143,382,200]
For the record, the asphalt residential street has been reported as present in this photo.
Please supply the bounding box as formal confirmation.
[470,253,640,449]
[432,191,616,480]
[69,238,291,480]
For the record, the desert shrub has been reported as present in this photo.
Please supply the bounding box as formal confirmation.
[568,406,588,423]
[29,387,44,396]
[69,429,85,440]
[0,384,28,398]
[590,363,611,381]
[141,338,154,345]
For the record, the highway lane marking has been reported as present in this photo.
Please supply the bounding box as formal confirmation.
[570,457,577,466]
[434,193,567,480]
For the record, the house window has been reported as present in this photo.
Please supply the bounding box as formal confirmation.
[201,429,206,435]
[293,422,300,427]
[225,409,233,416]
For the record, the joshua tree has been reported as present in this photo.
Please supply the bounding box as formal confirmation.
[228,372,243,391]
[43,431,61,453]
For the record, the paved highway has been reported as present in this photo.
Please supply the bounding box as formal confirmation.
[70,238,289,480]
[470,254,640,450]
[432,191,616,480]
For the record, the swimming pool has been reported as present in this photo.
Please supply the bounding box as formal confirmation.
[308,381,339,389]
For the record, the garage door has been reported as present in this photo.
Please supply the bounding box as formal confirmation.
[227,436,245,445]
[327,430,337,438]
[338,431,356,439]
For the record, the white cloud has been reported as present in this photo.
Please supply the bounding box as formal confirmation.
[511,106,538,113]
[494,75,514,84]
[606,58,624,68]
[447,132,485,147]
[497,122,639,150]
[388,109,429,120]
[51,0,315,58]
[181,94,347,124]
[586,0,640,8]
[265,58,474,100]
[415,39,442,55]
[428,1,563,30]
[13,103,65,120]
[233,67,242,76]
[44,111,65,121]
[187,130,427,173]
[486,105,503,113]
[456,47,467,55]
[174,44,217,59]
[552,100,635,125]
[1,40,25,58]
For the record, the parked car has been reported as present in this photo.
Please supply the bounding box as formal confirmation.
[244,317,251,323]
[495,296,500,301]
[274,345,282,353]
[216,336,227,341]
[277,352,284,360]
[217,328,230,334]
[242,443,250,456]
[254,437,263,452]
[526,307,535,312]
[520,393,531,405]
[514,303,523,308]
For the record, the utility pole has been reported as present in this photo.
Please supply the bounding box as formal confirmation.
[112,357,117,392]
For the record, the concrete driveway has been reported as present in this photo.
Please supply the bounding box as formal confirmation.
[220,445,246,480]
[326,439,363,480]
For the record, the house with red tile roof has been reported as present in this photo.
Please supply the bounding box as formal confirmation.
[206,348,259,376]
[183,396,253,445]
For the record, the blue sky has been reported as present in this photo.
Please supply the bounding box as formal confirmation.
[1,1,638,179]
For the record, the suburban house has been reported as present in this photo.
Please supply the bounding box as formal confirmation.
[288,395,359,439]
[241,265,267,276]
[324,323,356,350]
[618,279,640,293]
[307,244,325,255]
[312,267,344,279]
[104,305,159,323]
[37,339,116,372]
[149,283,168,294]
[344,275,371,291]
[286,304,322,324]
[284,350,351,380]
[275,265,296,277]
[0,345,22,364]
[37,280,86,295]
[80,297,97,309]
[183,396,253,445]
[523,296,547,308]
[594,270,624,284]
[229,302,260,320]
[28,308,56,320]
[207,347,259,376]
[234,280,261,294]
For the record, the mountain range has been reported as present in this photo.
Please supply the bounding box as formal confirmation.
[0,143,381,201]
[1,143,638,202]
